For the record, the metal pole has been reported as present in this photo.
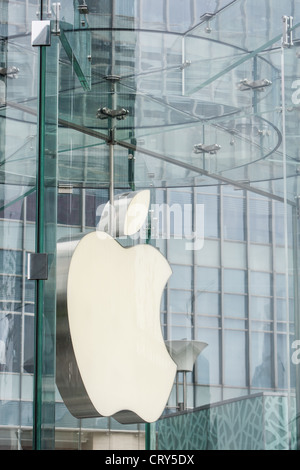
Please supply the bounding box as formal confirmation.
[183,371,187,410]
[108,80,116,236]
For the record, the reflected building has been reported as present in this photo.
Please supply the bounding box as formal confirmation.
[0,0,299,450]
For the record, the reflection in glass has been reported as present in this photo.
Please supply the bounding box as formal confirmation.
[249,198,271,244]
[250,272,271,296]
[169,265,192,290]
[224,269,246,294]
[223,196,245,241]
[223,294,247,318]
[196,292,219,316]
[197,267,220,292]
[0,313,21,373]
[250,296,272,321]
[251,332,273,388]
[224,330,247,387]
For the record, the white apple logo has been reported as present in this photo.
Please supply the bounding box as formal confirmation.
[56,191,176,424]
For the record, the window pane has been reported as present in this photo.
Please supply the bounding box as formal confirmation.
[197,193,219,238]
[0,276,22,302]
[196,292,219,316]
[169,265,192,290]
[0,250,23,275]
[169,191,193,237]
[169,290,192,314]
[224,330,246,387]
[170,326,192,341]
[277,334,288,389]
[196,328,220,385]
[275,274,293,298]
[250,296,272,320]
[250,272,271,296]
[249,244,272,271]
[197,267,220,292]
[224,294,247,318]
[142,0,164,23]
[224,269,246,294]
[0,313,21,373]
[249,198,271,243]
[251,332,273,388]
[223,242,246,269]
[170,314,193,327]
[223,196,245,241]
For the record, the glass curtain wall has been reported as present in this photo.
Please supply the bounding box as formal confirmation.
[1,0,300,450]
[0,0,39,450]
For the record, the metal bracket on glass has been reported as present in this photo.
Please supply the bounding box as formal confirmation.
[200,12,214,33]
[0,66,19,79]
[58,184,73,194]
[46,0,52,17]
[78,0,89,14]
[193,143,221,154]
[27,253,48,280]
[237,78,272,92]
[180,60,191,70]
[282,15,294,48]
[52,3,61,36]
[200,13,214,21]
[96,107,129,120]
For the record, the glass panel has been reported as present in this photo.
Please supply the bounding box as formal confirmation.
[169,265,192,290]
[224,330,247,387]
[196,267,220,292]
[224,269,246,294]
[223,241,246,269]
[250,271,271,296]
[250,296,272,320]
[197,192,219,238]
[224,294,247,318]
[196,292,220,316]
[249,198,271,244]
[196,327,220,386]
[251,332,273,388]
[223,196,246,241]
[249,244,272,271]
[169,290,192,314]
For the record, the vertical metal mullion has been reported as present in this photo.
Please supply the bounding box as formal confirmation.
[192,185,196,408]
[181,36,185,96]
[219,185,224,399]
[19,195,27,450]
[246,190,251,394]
[33,0,47,448]
[166,188,171,341]
[281,42,292,447]
[292,205,300,449]
[111,0,115,74]
[165,0,169,32]
[271,196,278,390]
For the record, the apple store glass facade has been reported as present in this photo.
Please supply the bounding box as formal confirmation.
[1,0,300,450]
